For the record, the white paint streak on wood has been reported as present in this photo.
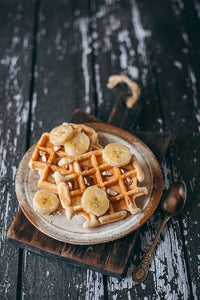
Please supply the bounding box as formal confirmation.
[23,35,29,49]
[192,282,198,300]
[108,263,134,292]
[188,65,200,132]
[0,144,7,178]
[128,66,139,79]
[102,13,121,54]
[103,36,112,52]
[193,0,200,18]
[0,263,11,295]
[78,18,92,114]
[31,92,37,132]
[181,32,190,46]
[117,29,139,79]
[130,0,151,65]
[149,161,190,298]
[161,159,171,189]
[0,37,29,185]
[5,192,11,229]
[1,31,30,139]
[118,30,132,48]
[86,270,104,299]
[174,61,183,70]
[109,14,121,31]
[119,45,128,69]
[94,64,103,106]
[11,166,17,182]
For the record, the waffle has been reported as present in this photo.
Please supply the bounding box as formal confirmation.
[29,123,102,173]
[42,149,148,228]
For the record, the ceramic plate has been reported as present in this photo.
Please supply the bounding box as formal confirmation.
[15,123,163,245]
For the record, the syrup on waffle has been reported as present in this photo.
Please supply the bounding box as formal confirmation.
[45,149,148,228]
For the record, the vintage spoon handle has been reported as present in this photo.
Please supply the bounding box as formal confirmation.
[132,215,171,285]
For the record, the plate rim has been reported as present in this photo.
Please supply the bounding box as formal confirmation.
[15,123,163,245]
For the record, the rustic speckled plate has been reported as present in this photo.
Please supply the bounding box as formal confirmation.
[15,123,163,245]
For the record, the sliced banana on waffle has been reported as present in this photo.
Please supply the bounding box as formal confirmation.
[81,186,109,217]
[33,190,59,214]
[64,131,90,155]
[50,123,74,145]
[103,143,132,167]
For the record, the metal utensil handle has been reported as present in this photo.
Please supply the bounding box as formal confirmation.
[132,215,171,285]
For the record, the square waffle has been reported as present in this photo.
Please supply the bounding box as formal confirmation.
[29,123,102,173]
[42,149,148,228]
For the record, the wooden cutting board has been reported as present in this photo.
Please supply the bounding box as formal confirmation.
[7,108,170,278]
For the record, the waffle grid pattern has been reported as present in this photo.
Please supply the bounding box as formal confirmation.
[50,150,148,228]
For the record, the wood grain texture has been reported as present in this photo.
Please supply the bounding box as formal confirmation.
[138,0,200,297]
[0,1,35,298]
[89,0,195,299]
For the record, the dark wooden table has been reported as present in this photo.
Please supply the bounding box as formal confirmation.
[1,0,200,299]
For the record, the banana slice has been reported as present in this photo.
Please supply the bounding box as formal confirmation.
[81,187,109,217]
[64,131,90,155]
[33,190,59,214]
[103,143,132,167]
[50,123,74,145]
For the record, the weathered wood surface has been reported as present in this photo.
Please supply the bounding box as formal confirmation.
[0,0,200,299]
[90,0,200,299]
[0,1,35,299]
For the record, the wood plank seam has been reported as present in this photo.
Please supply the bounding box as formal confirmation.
[26,0,40,151]
[16,1,41,299]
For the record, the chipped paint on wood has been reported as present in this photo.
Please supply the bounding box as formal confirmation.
[188,65,200,132]
[78,18,92,113]
[86,270,104,299]
[130,0,151,65]
[0,1,35,298]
